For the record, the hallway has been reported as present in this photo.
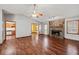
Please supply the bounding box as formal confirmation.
[0,34,79,55]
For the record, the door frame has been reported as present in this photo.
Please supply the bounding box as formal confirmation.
[5,21,16,39]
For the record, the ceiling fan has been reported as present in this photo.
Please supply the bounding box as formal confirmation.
[32,4,44,18]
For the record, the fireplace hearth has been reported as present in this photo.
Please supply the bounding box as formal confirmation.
[49,28,64,38]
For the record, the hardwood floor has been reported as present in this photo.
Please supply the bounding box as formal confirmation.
[0,34,79,55]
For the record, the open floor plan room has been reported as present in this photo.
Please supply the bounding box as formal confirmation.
[0,4,79,55]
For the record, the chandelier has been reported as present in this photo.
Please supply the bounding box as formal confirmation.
[32,4,44,18]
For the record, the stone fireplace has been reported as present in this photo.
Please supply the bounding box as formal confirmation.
[49,19,64,38]
[49,28,64,38]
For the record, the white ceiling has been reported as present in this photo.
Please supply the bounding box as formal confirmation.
[0,4,79,22]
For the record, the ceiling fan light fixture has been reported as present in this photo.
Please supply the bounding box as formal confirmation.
[32,4,44,18]
[32,13,37,17]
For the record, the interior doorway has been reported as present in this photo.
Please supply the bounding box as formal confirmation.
[32,23,39,34]
[5,21,16,40]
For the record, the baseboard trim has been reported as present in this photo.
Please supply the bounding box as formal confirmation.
[16,34,50,39]
[39,34,50,36]
[64,38,79,42]
[39,34,45,35]
[16,36,31,39]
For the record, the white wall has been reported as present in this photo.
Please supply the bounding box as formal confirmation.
[15,15,39,38]
[65,17,79,41]
[2,10,6,42]
[16,15,31,38]
[0,9,3,44]
[0,9,6,44]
